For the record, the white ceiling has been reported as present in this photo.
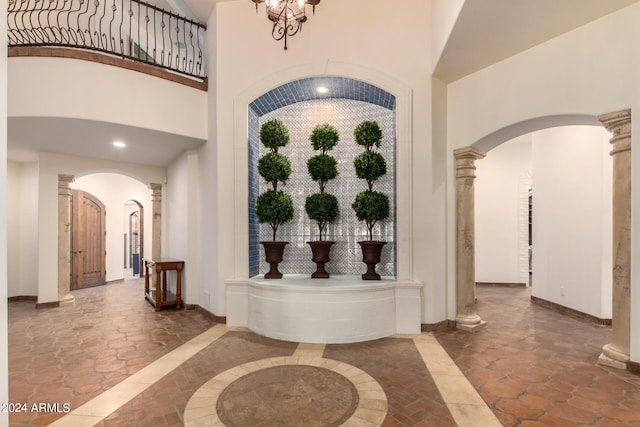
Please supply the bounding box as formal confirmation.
[8,117,205,166]
[434,0,640,83]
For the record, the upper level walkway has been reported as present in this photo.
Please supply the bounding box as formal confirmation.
[7,0,207,89]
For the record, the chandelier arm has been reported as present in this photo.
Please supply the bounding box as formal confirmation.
[257,0,318,50]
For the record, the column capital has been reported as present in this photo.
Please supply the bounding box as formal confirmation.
[598,109,631,134]
[149,183,162,201]
[599,109,631,155]
[454,147,486,179]
[454,146,486,161]
[58,174,75,188]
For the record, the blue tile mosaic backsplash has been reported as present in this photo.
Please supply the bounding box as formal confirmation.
[249,77,396,116]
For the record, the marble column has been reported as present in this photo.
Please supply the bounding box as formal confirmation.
[454,147,486,331]
[598,109,631,369]
[58,174,75,305]
[150,183,162,261]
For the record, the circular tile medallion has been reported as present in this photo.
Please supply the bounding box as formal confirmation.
[184,356,387,426]
[217,365,358,426]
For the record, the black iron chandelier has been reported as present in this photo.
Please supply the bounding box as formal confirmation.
[252,0,320,50]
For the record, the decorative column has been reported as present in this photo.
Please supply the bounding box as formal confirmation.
[454,147,486,331]
[598,109,631,369]
[149,183,162,261]
[58,174,75,305]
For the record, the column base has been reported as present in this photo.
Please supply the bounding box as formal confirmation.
[455,314,487,332]
[598,343,629,370]
[59,293,75,306]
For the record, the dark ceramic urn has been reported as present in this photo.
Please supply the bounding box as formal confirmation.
[358,241,386,280]
[260,241,288,279]
[307,241,335,279]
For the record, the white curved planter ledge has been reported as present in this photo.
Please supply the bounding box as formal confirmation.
[226,275,422,344]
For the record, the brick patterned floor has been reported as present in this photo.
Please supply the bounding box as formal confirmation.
[325,338,456,427]
[7,280,214,426]
[434,285,640,427]
[7,282,640,426]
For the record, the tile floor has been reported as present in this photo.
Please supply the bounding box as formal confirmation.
[6,280,640,426]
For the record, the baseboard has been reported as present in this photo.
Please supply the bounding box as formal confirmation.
[185,304,227,324]
[36,301,61,309]
[627,360,640,375]
[8,295,38,302]
[530,295,612,325]
[476,282,527,287]
[421,320,451,332]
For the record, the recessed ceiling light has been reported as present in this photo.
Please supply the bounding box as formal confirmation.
[113,141,126,148]
[317,86,329,94]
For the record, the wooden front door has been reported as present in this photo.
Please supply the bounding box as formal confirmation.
[71,190,106,290]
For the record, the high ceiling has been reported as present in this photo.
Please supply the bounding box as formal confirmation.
[434,0,640,83]
[8,0,640,166]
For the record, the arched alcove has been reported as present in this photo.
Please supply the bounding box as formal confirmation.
[248,76,397,278]
[225,68,422,342]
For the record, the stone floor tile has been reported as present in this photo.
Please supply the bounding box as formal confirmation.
[8,282,640,426]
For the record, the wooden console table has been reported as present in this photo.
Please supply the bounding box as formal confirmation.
[144,258,184,311]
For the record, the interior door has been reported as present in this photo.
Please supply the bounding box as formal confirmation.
[71,190,107,289]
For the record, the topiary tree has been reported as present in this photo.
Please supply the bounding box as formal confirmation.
[305,123,340,240]
[352,120,390,241]
[256,119,294,241]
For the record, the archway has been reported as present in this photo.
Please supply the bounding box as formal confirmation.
[58,172,162,300]
[454,110,631,369]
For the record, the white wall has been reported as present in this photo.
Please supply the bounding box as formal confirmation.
[531,126,612,318]
[204,0,435,320]
[8,57,207,140]
[7,161,38,297]
[72,173,153,282]
[1,0,9,417]
[447,3,640,359]
[7,161,20,296]
[167,150,199,305]
[475,135,532,285]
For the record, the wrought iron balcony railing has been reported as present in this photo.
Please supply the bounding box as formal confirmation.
[7,0,207,80]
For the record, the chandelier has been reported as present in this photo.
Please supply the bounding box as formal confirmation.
[252,0,320,50]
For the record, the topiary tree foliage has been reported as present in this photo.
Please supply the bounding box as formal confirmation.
[256,119,294,241]
[352,120,391,241]
[305,123,340,240]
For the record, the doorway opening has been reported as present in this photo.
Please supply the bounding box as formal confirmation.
[124,200,145,280]
[474,125,612,320]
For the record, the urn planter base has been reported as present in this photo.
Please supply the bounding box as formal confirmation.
[358,241,386,280]
[260,241,288,279]
[307,241,335,278]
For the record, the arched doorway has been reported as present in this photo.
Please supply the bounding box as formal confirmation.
[58,172,161,299]
[454,110,631,369]
[124,200,144,279]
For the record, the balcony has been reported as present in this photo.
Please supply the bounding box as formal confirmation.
[7,0,207,89]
